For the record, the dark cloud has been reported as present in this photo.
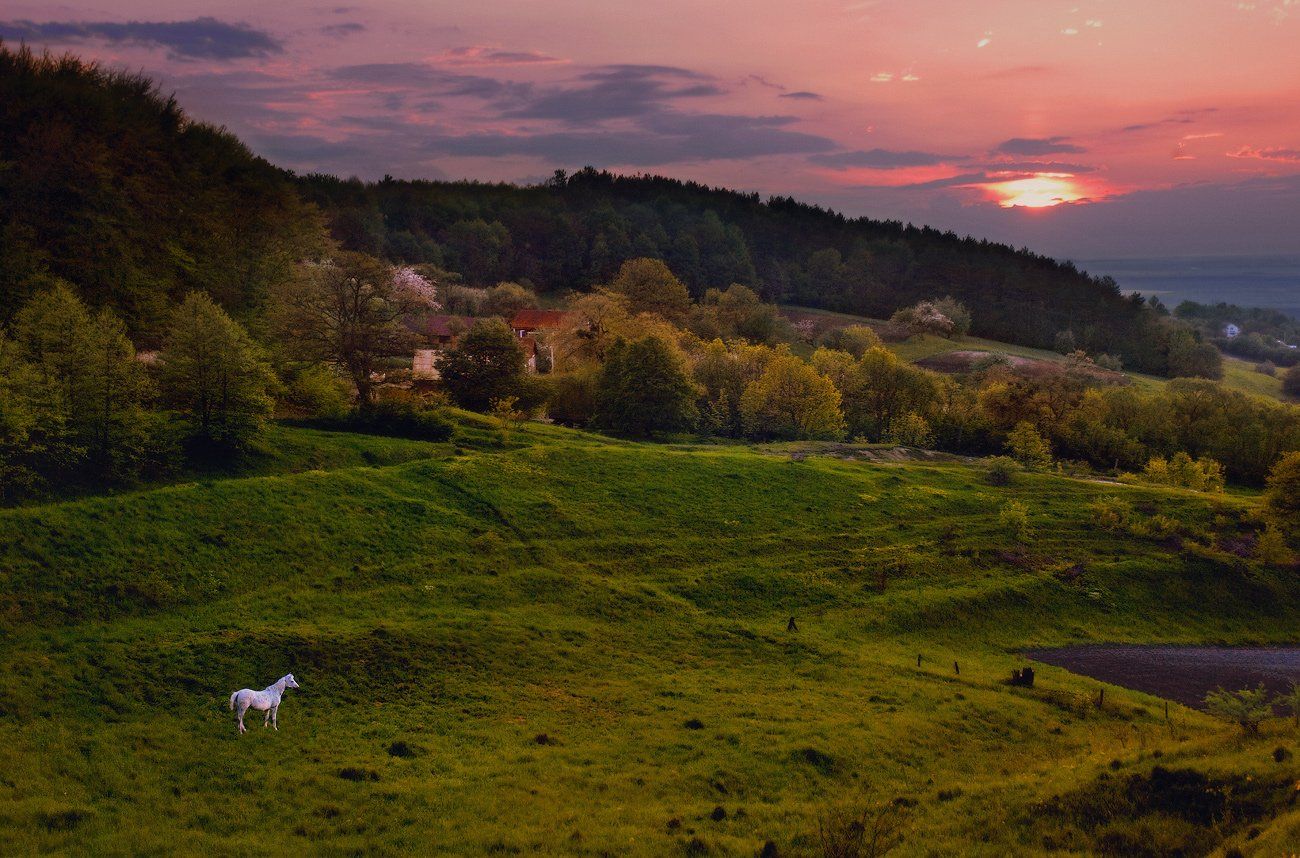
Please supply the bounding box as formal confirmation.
[979,160,1098,173]
[421,112,836,166]
[441,47,562,66]
[321,22,365,37]
[506,65,723,123]
[1228,146,1300,163]
[779,91,824,101]
[0,17,283,60]
[329,62,527,100]
[994,136,1085,156]
[811,148,953,169]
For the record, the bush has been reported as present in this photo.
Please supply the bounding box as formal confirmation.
[886,412,933,448]
[285,365,351,420]
[1090,496,1132,532]
[1204,685,1273,736]
[985,456,1019,486]
[1283,365,1300,396]
[999,500,1033,543]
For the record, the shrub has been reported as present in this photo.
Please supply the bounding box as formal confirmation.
[1142,453,1225,492]
[890,300,955,338]
[1264,451,1300,543]
[286,365,351,420]
[999,500,1033,543]
[1255,525,1293,565]
[971,352,1011,372]
[1091,496,1133,532]
[1204,685,1273,736]
[1094,353,1123,371]
[985,456,1019,486]
[304,400,454,442]
[1283,365,1300,396]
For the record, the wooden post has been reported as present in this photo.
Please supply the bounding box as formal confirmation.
[954,661,960,675]
[917,654,922,668]
[1164,701,1169,721]
[1097,688,1105,708]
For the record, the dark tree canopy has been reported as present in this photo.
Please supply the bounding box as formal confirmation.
[436,318,527,412]
[593,336,698,437]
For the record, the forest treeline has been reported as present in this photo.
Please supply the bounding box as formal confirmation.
[1,44,1216,377]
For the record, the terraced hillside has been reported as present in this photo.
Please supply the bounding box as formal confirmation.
[1,416,1298,855]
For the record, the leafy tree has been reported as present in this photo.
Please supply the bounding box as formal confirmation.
[442,218,512,285]
[840,347,939,441]
[482,282,538,319]
[608,258,691,321]
[273,253,429,408]
[933,296,972,337]
[1204,685,1273,736]
[809,347,857,392]
[436,318,526,412]
[1005,421,1052,467]
[158,292,274,450]
[887,412,934,448]
[592,336,698,437]
[740,354,844,440]
[1264,451,1300,542]
[690,340,774,437]
[820,324,883,357]
[699,283,778,343]
[1165,327,1223,380]
[891,300,955,338]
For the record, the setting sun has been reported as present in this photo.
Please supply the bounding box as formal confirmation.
[983,173,1085,208]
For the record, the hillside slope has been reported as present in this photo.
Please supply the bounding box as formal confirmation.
[1,417,1297,854]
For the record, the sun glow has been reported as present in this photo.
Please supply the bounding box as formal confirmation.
[983,173,1085,208]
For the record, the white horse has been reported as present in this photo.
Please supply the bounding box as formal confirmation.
[229,674,299,734]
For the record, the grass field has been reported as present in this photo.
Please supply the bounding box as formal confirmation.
[1,415,1298,855]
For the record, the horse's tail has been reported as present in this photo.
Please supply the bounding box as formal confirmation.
[229,691,238,710]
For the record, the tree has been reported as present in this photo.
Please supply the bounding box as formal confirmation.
[933,296,972,337]
[1006,421,1053,467]
[820,324,883,358]
[840,347,939,441]
[608,258,691,321]
[12,282,145,476]
[891,300,955,338]
[273,253,431,408]
[887,412,934,448]
[740,354,844,440]
[1204,685,1273,736]
[592,336,698,437]
[436,318,526,412]
[482,282,538,319]
[1166,327,1223,380]
[159,292,275,450]
[1264,451,1300,543]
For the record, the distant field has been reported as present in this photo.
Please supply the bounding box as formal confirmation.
[1,416,1298,854]
[783,304,1296,404]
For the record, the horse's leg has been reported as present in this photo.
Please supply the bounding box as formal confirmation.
[236,700,248,734]
[272,705,278,731]
[264,707,271,728]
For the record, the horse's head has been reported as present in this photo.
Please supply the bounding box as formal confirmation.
[285,674,300,689]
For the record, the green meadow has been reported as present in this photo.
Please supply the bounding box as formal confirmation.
[1,416,1298,855]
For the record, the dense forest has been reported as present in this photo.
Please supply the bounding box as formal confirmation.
[0,43,1209,375]
[300,170,1193,374]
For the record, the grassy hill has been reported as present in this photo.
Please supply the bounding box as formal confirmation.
[2,415,1298,855]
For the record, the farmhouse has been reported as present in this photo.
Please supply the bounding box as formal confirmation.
[510,309,569,373]
[405,315,477,379]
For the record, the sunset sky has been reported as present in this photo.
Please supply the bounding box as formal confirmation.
[5,0,1300,259]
